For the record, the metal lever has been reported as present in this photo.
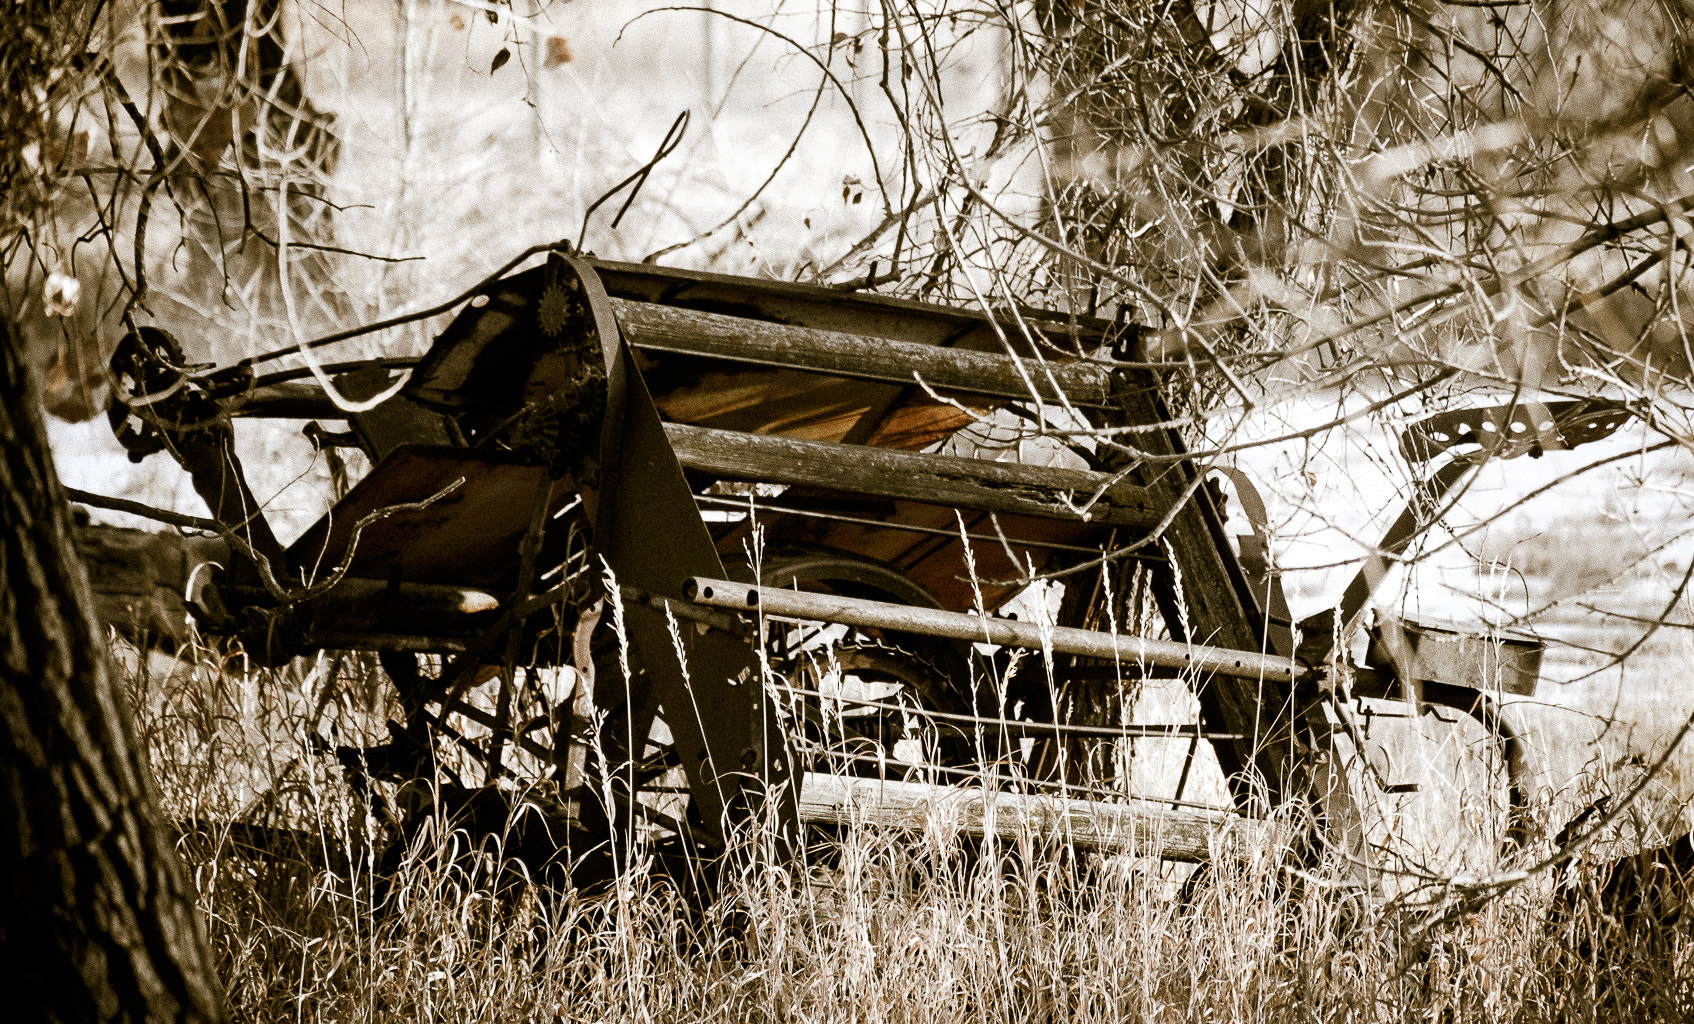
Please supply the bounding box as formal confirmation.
[1301,395,1633,665]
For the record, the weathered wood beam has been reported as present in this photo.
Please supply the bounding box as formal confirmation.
[299,577,499,650]
[798,773,1280,862]
[615,298,1119,408]
[74,524,226,646]
[664,422,1160,528]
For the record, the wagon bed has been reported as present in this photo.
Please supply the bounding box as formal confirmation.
[83,246,1632,886]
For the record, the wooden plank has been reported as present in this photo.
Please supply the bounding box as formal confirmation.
[797,772,1279,862]
[591,257,1115,355]
[616,299,1118,408]
[74,523,226,645]
[664,422,1161,529]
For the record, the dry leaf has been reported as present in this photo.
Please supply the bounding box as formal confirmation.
[43,272,79,317]
[544,36,573,69]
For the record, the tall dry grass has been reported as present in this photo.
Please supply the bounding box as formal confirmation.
[21,1,1689,1016]
[117,631,1694,1024]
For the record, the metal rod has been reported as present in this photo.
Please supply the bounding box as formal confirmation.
[1335,457,1473,636]
[617,584,748,636]
[1171,733,1200,812]
[687,577,1298,683]
[249,357,420,389]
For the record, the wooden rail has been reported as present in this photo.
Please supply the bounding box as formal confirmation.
[614,299,1120,408]
[798,773,1282,862]
[664,422,1159,528]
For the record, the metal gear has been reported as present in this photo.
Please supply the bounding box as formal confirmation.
[537,282,571,337]
[778,630,967,774]
[107,326,225,462]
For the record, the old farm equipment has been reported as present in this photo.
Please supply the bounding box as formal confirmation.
[84,247,1635,886]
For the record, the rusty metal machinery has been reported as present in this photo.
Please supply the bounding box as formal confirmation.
[80,244,1638,886]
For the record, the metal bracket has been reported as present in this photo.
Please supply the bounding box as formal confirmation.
[565,254,798,855]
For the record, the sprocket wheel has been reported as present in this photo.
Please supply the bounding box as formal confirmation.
[747,549,995,780]
[107,326,224,462]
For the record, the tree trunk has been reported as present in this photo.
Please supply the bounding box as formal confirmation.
[0,317,225,1022]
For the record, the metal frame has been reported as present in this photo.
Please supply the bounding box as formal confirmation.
[84,244,1632,882]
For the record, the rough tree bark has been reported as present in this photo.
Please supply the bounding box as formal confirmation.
[0,317,225,1021]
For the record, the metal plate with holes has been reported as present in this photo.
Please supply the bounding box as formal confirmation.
[1400,399,1632,462]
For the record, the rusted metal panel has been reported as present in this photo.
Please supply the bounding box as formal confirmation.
[336,364,454,460]
[710,498,1114,613]
[889,512,1125,618]
[566,252,796,852]
[640,358,947,444]
[285,447,575,591]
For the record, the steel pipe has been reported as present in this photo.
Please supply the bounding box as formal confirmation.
[685,577,1298,683]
